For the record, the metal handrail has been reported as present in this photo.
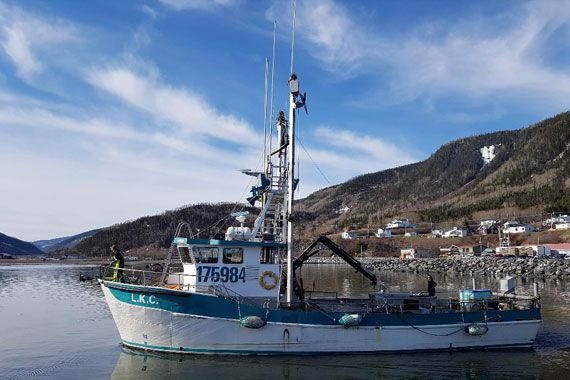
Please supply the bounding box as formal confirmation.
[101,265,197,287]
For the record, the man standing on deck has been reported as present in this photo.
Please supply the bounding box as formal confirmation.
[427,275,437,296]
[110,245,125,283]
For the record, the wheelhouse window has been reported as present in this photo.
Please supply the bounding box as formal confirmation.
[260,247,279,264]
[192,247,219,263]
[223,247,243,264]
[178,246,192,263]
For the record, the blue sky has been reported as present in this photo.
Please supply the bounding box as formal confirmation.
[1,0,569,241]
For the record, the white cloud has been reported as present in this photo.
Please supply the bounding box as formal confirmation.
[0,87,419,239]
[0,103,255,165]
[314,127,417,166]
[269,0,570,109]
[0,1,428,241]
[159,0,239,11]
[306,127,417,182]
[0,146,252,241]
[140,5,158,19]
[86,68,262,147]
[0,95,263,240]
[292,127,420,195]
[0,3,78,80]
[267,0,370,76]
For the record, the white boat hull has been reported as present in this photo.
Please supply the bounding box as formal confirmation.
[102,285,540,355]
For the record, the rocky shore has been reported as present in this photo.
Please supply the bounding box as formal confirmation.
[306,256,570,280]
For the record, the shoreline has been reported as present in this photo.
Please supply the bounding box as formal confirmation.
[0,258,153,266]
[0,258,106,266]
[306,256,570,280]
[5,256,570,280]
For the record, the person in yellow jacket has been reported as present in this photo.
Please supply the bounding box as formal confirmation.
[110,245,125,283]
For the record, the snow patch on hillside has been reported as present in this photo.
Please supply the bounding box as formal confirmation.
[480,145,498,164]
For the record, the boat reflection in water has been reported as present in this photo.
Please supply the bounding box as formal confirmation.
[112,346,549,380]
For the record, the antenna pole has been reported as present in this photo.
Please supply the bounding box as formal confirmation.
[269,21,277,158]
[263,58,269,170]
[290,0,297,75]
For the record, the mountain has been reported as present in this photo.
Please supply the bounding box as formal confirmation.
[63,203,257,257]
[33,229,101,253]
[0,232,44,255]
[64,112,570,256]
[296,111,570,237]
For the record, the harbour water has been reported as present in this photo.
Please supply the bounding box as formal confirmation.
[1,264,570,379]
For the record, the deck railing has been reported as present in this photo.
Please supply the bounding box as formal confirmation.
[100,265,539,314]
[303,291,539,314]
[99,265,266,305]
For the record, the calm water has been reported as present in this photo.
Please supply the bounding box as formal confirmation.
[1,264,570,379]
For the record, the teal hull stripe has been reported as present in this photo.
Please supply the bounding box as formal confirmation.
[106,282,541,327]
[122,339,533,356]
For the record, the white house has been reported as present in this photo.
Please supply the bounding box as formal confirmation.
[480,218,500,227]
[341,231,357,240]
[442,227,468,238]
[386,219,415,229]
[431,229,443,238]
[400,248,433,259]
[544,214,570,227]
[375,228,392,238]
[502,221,538,234]
[554,222,570,230]
[439,245,460,256]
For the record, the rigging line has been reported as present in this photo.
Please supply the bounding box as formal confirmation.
[297,136,333,187]
[201,176,255,233]
[290,0,297,75]
[203,152,265,233]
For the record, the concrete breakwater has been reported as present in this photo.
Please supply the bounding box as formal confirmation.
[305,257,570,280]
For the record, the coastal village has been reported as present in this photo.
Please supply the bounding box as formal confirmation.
[338,214,570,259]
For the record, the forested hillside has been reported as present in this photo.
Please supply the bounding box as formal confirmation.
[65,203,257,257]
[295,112,570,237]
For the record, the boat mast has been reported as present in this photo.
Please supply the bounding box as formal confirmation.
[286,78,296,305]
[286,0,297,305]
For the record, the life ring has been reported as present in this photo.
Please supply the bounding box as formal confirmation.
[259,271,278,290]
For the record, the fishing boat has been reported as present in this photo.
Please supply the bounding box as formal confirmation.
[99,22,541,355]
[99,74,541,354]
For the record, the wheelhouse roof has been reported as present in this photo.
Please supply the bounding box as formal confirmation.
[172,237,286,248]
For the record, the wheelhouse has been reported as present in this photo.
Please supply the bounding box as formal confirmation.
[168,238,285,299]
